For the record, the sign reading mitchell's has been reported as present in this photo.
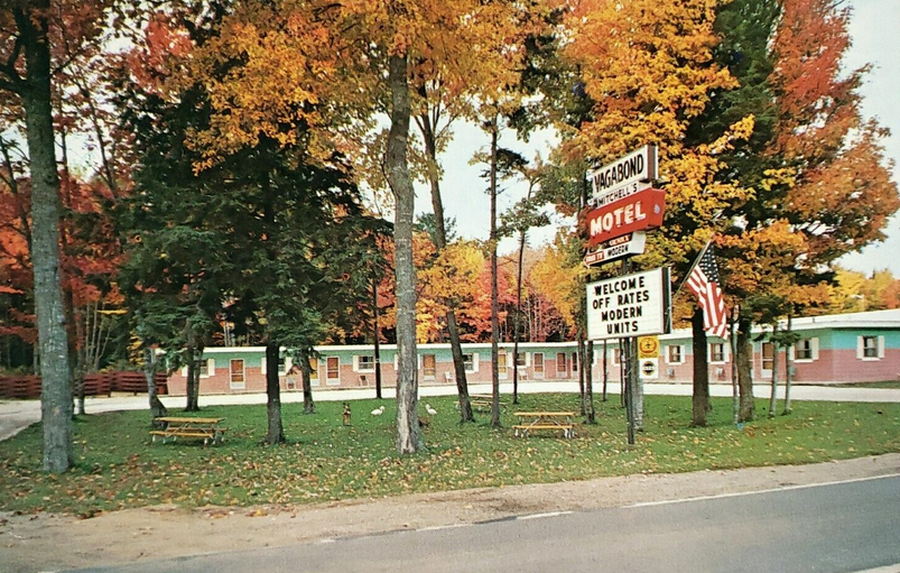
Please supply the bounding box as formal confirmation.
[586,267,672,340]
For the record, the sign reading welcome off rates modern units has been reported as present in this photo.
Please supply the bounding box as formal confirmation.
[586,267,671,340]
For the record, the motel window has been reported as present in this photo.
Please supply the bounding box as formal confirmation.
[423,354,436,378]
[199,359,209,377]
[666,345,683,365]
[858,336,884,360]
[277,355,287,375]
[709,343,726,363]
[533,353,544,375]
[463,353,477,373]
[357,355,375,372]
[612,348,621,365]
[794,338,818,361]
[309,357,319,380]
[516,352,528,367]
[863,336,877,358]
[571,352,578,372]
[326,357,340,383]
[498,353,508,377]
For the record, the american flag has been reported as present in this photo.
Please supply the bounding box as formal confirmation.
[686,245,728,339]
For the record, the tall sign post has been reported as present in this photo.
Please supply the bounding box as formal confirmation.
[583,144,670,445]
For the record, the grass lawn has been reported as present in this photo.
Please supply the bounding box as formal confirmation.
[1,393,897,515]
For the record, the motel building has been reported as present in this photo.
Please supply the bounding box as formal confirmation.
[164,309,900,396]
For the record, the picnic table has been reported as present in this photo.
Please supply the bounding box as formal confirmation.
[150,416,226,445]
[470,394,507,411]
[512,411,576,438]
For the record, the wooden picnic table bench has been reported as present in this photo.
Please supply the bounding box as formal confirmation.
[512,411,576,438]
[150,416,226,446]
[469,394,508,411]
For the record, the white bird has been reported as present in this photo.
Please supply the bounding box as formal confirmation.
[370,405,385,416]
[425,403,437,416]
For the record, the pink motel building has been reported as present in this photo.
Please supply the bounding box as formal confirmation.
[165,309,900,396]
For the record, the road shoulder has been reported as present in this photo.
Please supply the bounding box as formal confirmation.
[2,453,898,573]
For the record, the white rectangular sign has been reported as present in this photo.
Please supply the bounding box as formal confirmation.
[587,144,658,204]
[586,267,671,340]
[584,232,647,266]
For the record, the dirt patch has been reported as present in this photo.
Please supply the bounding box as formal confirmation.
[2,454,898,573]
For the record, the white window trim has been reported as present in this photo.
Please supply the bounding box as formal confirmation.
[790,337,819,363]
[515,351,530,368]
[533,352,545,374]
[182,358,216,378]
[229,359,246,389]
[498,351,509,379]
[325,356,341,386]
[857,335,884,361]
[665,345,684,365]
[462,352,479,373]
[353,355,376,373]
[708,342,729,364]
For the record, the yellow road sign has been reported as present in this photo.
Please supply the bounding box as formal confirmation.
[638,336,659,359]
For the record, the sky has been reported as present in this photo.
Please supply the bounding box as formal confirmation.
[425,0,900,275]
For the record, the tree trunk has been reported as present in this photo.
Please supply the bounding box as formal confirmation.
[143,347,168,426]
[577,336,586,415]
[585,340,596,423]
[623,337,638,445]
[783,314,793,415]
[416,109,473,421]
[19,1,73,472]
[768,325,779,418]
[184,342,201,412]
[691,307,710,427]
[264,341,285,444]
[512,225,527,406]
[736,312,754,422]
[602,340,608,402]
[488,114,502,429]
[372,278,383,401]
[300,347,315,414]
[384,53,420,453]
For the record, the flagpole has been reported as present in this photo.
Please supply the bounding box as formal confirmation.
[673,237,713,301]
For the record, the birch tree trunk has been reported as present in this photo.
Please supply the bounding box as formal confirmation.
[487,114,501,429]
[18,0,73,472]
[384,53,421,453]
[416,110,473,421]
[783,314,793,415]
[768,325,779,418]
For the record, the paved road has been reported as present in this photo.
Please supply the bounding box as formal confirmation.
[77,475,900,573]
[2,381,899,441]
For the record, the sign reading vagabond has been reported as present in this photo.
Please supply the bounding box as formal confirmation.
[588,144,658,204]
[586,267,671,340]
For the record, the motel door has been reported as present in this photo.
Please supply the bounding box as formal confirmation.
[229,359,246,390]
